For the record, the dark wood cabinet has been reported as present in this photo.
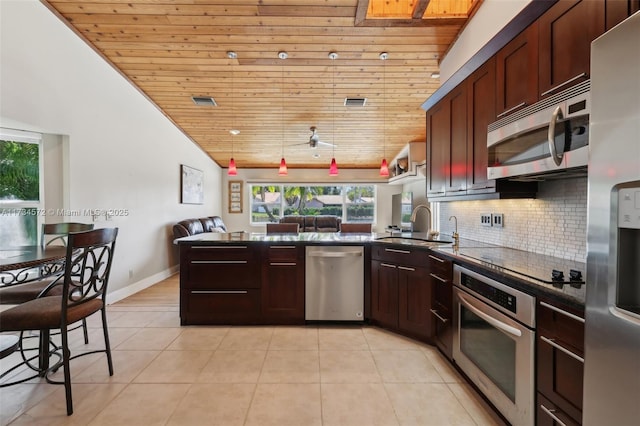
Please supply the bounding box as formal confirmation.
[261,245,305,324]
[538,0,605,97]
[447,85,468,196]
[180,244,261,325]
[495,24,538,117]
[466,57,496,193]
[426,98,450,198]
[371,245,432,341]
[427,253,453,360]
[605,0,640,30]
[536,299,585,425]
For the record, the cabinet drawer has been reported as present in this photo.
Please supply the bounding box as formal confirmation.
[537,301,584,353]
[187,245,256,261]
[371,244,427,266]
[427,253,453,281]
[537,392,580,426]
[187,260,260,289]
[181,289,261,325]
[264,245,303,261]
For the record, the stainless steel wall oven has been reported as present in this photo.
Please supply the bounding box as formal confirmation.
[453,265,536,426]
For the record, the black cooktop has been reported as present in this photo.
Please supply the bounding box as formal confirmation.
[443,246,586,287]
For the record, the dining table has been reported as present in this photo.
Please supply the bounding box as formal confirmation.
[0,246,67,286]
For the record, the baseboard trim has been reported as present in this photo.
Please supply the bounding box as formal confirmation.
[106,265,179,305]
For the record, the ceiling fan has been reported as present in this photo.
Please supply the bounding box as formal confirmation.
[291,126,337,149]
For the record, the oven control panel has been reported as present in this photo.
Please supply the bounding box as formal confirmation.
[460,272,516,314]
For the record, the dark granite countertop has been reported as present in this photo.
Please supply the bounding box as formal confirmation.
[175,232,585,308]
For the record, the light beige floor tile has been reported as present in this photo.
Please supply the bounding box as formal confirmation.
[166,326,228,350]
[259,350,320,383]
[46,352,105,384]
[269,326,318,350]
[362,327,422,350]
[320,350,381,383]
[385,383,476,425]
[420,346,464,383]
[9,383,125,426]
[87,327,141,351]
[372,350,444,383]
[318,326,370,350]
[115,327,181,350]
[84,311,125,328]
[448,383,505,426]
[245,383,321,426]
[167,383,255,426]
[321,383,399,426]
[144,311,181,327]
[87,383,190,426]
[218,326,274,350]
[0,383,58,425]
[133,350,212,383]
[106,310,168,328]
[73,350,159,383]
[196,350,266,383]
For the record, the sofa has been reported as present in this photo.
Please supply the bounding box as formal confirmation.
[173,216,227,239]
[279,215,341,232]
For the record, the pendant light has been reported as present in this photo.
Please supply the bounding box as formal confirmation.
[328,51,339,176]
[227,51,238,176]
[278,51,288,176]
[379,52,390,177]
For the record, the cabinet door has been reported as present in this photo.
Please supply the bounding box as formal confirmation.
[397,265,431,341]
[371,260,399,329]
[537,393,581,426]
[261,247,305,324]
[446,85,468,195]
[426,99,450,198]
[538,0,605,97]
[466,57,496,193]
[606,0,640,30]
[495,24,538,117]
[428,254,453,360]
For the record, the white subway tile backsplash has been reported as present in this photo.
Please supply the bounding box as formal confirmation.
[438,177,587,262]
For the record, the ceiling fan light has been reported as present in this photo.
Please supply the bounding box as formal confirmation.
[329,157,339,176]
[379,158,389,177]
[228,157,237,176]
[278,157,288,176]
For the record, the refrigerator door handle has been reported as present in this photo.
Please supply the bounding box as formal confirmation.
[610,306,640,325]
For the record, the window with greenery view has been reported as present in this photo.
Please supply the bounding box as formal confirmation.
[0,132,43,247]
[250,184,375,224]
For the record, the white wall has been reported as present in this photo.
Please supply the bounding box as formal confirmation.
[0,1,222,300]
[439,0,531,83]
[220,168,401,233]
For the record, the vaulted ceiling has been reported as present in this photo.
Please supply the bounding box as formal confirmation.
[43,0,480,170]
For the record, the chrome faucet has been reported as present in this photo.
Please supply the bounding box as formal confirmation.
[449,215,459,248]
[410,204,432,234]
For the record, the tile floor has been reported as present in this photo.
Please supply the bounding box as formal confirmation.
[1,275,505,425]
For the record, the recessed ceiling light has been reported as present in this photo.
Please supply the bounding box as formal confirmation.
[191,96,217,106]
[229,129,240,135]
[430,72,440,79]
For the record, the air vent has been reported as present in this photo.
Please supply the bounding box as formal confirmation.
[344,98,367,107]
[191,96,217,107]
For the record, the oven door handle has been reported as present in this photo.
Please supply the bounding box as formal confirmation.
[457,292,522,338]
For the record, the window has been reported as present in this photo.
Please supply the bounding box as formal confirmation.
[250,184,376,224]
[0,129,44,247]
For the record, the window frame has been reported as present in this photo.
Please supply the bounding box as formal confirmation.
[248,183,378,226]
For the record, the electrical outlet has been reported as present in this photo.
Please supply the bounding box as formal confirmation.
[493,213,504,228]
[481,214,492,227]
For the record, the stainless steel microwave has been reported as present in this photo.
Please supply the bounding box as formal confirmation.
[487,80,590,181]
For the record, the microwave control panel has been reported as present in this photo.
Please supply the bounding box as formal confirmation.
[619,187,640,230]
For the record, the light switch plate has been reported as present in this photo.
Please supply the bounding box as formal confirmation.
[481,214,492,227]
[493,213,504,227]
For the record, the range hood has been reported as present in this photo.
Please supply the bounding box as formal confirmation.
[388,142,426,185]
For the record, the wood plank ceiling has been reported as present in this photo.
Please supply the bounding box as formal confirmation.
[43,0,479,170]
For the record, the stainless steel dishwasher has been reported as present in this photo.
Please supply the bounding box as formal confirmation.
[305,245,364,321]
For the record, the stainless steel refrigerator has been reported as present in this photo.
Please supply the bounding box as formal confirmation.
[584,12,640,425]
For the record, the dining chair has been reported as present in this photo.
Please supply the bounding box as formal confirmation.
[266,222,300,234]
[340,223,372,233]
[0,222,95,343]
[0,227,118,415]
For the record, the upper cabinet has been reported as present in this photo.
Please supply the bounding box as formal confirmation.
[606,0,640,30]
[496,24,538,118]
[538,0,605,98]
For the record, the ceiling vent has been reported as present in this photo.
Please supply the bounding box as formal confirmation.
[191,96,217,107]
[344,97,367,107]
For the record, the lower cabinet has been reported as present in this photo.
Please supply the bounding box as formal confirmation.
[536,299,585,425]
[371,245,432,342]
[261,245,305,324]
[427,253,454,360]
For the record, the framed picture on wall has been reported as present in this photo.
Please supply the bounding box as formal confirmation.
[180,165,204,204]
[228,180,243,213]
